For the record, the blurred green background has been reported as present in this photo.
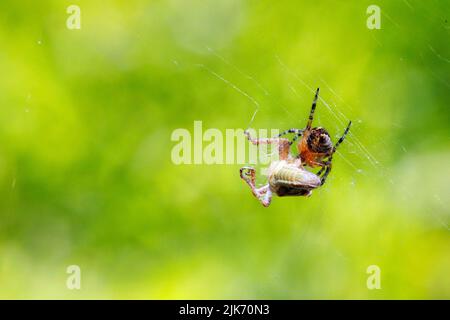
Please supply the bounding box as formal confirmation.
[0,0,448,299]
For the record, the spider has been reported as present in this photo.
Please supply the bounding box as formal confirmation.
[240,87,352,207]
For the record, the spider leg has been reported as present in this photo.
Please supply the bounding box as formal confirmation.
[277,128,304,138]
[320,121,351,185]
[319,160,332,186]
[276,128,305,146]
[289,131,304,145]
[317,166,326,176]
[277,128,300,137]
[309,160,327,181]
[239,166,272,207]
[307,160,331,185]
[245,130,291,160]
[332,121,352,152]
[306,88,320,131]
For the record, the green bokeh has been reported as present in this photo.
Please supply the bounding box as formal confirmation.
[0,0,448,299]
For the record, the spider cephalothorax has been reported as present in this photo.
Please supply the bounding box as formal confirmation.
[239,87,352,207]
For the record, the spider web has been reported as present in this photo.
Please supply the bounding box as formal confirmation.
[194,30,449,231]
[196,47,385,189]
